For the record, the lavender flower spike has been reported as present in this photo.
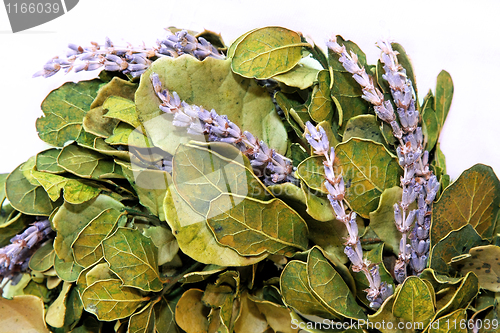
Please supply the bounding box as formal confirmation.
[305,120,393,309]
[150,73,295,185]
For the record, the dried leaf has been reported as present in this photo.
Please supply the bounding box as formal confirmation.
[54,253,84,282]
[102,227,163,292]
[142,226,179,266]
[432,272,478,322]
[392,277,435,326]
[81,279,148,321]
[427,309,467,333]
[0,295,50,332]
[90,76,137,108]
[431,164,500,245]
[175,289,210,333]
[36,79,102,147]
[45,281,72,328]
[231,26,308,79]
[128,301,156,333]
[103,96,141,128]
[454,245,500,292]
[434,70,454,133]
[29,240,55,272]
[343,114,386,147]
[272,62,320,90]
[307,70,333,122]
[36,149,65,174]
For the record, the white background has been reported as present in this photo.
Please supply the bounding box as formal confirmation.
[0,0,499,180]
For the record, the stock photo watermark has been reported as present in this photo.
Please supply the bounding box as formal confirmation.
[3,0,78,32]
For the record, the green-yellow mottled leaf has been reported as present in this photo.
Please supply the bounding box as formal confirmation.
[422,92,439,152]
[297,156,328,195]
[306,218,349,264]
[173,143,271,216]
[0,295,50,332]
[36,79,102,147]
[52,194,124,262]
[83,106,119,138]
[90,77,138,108]
[135,56,287,156]
[428,309,467,333]
[432,272,479,321]
[29,240,55,272]
[231,26,308,79]
[164,184,267,266]
[83,262,118,287]
[431,164,500,246]
[434,70,453,132]
[5,161,56,216]
[368,294,414,333]
[54,254,84,282]
[392,277,435,326]
[154,295,181,333]
[57,144,124,180]
[103,96,141,128]
[206,194,308,256]
[369,187,404,255]
[280,260,335,319]
[343,115,386,146]
[307,247,366,320]
[272,62,320,90]
[72,208,123,267]
[81,279,148,321]
[36,149,65,174]
[45,281,72,328]
[105,123,151,148]
[308,70,333,122]
[430,224,485,275]
[128,301,156,333]
[455,245,500,292]
[102,227,163,292]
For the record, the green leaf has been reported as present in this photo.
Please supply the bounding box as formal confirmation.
[54,254,84,282]
[116,160,171,221]
[81,279,148,321]
[102,96,141,128]
[0,295,50,332]
[90,76,138,108]
[392,277,435,326]
[272,62,320,90]
[297,156,328,195]
[206,194,308,256]
[428,309,467,333]
[307,70,333,122]
[429,224,485,275]
[164,184,267,266]
[369,187,404,255]
[154,296,181,333]
[128,301,156,333]
[82,105,119,139]
[29,240,55,272]
[301,183,335,222]
[172,143,271,216]
[36,149,65,174]
[72,208,123,267]
[231,26,308,79]
[306,218,350,264]
[432,272,478,321]
[273,91,307,138]
[422,91,439,152]
[307,247,366,320]
[5,160,57,216]
[64,285,84,330]
[135,56,288,155]
[280,260,335,319]
[454,245,500,292]
[105,123,151,148]
[142,226,179,266]
[431,164,500,245]
[343,115,386,147]
[368,294,414,333]
[336,138,402,218]
[102,227,163,292]
[52,194,124,262]
[434,70,454,133]
[36,79,102,147]
[57,144,124,180]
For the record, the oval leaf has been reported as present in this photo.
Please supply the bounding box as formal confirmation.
[431,164,500,246]
[231,26,308,79]
[207,194,308,256]
[392,277,435,326]
[307,247,366,320]
[81,279,148,321]
[36,79,102,147]
[455,245,500,292]
[0,295,50,332]
[102,227,163,292]
[307,70,333,122]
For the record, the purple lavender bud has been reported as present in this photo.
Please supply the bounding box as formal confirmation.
[397,108,409,128]
[194,49,211,59]
[324,166,335,183]
[362,89,383,105]
[344,246,363,268]
[416,225,427,240]
[353,70,372,88]
[370,265,381,287]
[404,210,416,230]
[422,151,429,166]
[394,203,403,228]
[87,63,102,71]
[104,63,121,71]
[328,196,346,220]
[305,122,319,140]
[127,64,147,71]
[390,121,403,139]
[411,253,427,273]
[339,53,361,74]
[326,40,345,54]
[243,131,257,146]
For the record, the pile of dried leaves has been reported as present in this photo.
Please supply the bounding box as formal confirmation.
[1,26,499,333]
